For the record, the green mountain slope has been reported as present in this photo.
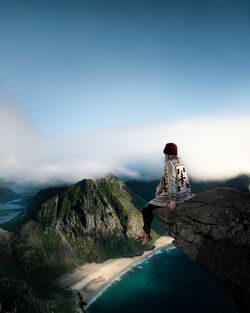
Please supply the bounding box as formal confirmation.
[13,176,147,273]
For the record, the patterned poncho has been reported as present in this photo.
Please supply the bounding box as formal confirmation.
[149,157,193,207]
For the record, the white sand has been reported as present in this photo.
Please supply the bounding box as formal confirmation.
[57,236,173,303]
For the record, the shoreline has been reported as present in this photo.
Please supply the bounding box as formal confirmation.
[58,236,174,306]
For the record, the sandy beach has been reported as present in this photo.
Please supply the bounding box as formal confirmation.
[58,236,173,304]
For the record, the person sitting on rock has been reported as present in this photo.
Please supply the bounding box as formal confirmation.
[136,142,193,246]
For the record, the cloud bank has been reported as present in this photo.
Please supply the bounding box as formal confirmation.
[0,102,249,187]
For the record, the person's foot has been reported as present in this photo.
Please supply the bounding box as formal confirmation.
[141,234,152,246]
[135,229,145,240]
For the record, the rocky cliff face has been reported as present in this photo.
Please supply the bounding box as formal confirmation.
[13,176,145,272]
[155,187,250,313]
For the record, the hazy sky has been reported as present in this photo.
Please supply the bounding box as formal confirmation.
[0,0,250,185]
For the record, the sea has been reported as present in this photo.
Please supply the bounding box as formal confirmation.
[87,247,237,313]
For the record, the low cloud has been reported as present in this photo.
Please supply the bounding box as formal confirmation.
[0,101,249,187]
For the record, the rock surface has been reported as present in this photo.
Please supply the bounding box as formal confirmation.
[155,187,250,313]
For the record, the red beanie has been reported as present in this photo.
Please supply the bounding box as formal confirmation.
[163,142,178,156]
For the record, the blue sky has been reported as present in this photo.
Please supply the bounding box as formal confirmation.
[0,0,250,185]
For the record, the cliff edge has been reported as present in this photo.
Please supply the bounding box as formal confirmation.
[155,187,250,313]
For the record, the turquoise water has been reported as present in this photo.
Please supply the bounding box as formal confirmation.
[87,247,236,313]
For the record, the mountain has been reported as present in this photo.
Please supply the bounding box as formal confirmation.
[0,186,20,203]
[126,174,250,201]
[155,187,250,313]
[24,185,69,221]
[1,175,155,312]
[13,176,147,273]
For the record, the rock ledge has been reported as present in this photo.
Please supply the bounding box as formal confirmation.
[155,187,250,313]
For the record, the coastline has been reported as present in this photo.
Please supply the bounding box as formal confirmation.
[58,236,173,305]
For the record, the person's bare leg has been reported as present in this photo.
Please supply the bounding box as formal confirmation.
[141,233,152,246]
[135,229,145,240]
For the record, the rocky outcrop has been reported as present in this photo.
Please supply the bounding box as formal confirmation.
[13,176,145,272]
[155,187,250,313]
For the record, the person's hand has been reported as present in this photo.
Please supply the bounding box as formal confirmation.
[168,201,176,210]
